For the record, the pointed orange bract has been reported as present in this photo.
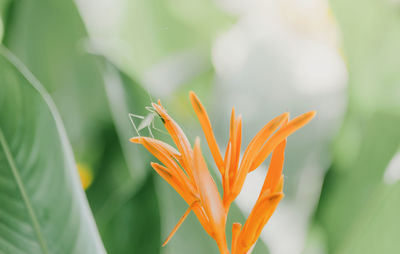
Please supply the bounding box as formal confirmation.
[130,91,315,253]
[249,111,316,172]
[232,140,286,254]
[193,138,229,253]
[162,200,199,247]
[190,92,225,173]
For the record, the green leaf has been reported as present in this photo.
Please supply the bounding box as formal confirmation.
[102,63,151,183]
[336,182,400,254]
[86,126,161,254]
[0,47,105,254]
[311,0,400,252]
[315,113,400,253]
[3,0,110,164]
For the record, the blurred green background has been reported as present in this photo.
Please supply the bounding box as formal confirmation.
[1,0,400,253]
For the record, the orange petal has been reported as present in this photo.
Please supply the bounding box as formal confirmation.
[152,102,195,181]
[238,192,284,252]
[223,143,232,201]
[260,139,286,195]
[192,138,227,249]
[131,137,181,158]
[151,162,196,203]
[223,115,242,211]
[162,201,199,246]
[152,163,213,237]
[142,139,195,194]
[249,111,315,172]
[255,192,284,238]
[229,115,242,183]
[190,91,224,173]
[129,137,141,143]
[223,141,231,176]
[231,223,242,254]
[191,203,214,237]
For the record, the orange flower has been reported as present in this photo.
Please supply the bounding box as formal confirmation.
[130,101,229,253]
[130,92,315,253]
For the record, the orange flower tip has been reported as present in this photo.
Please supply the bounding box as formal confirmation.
[266,112,289,132]
[294,110,316,127]
[189,90,196,98]
[189,92,204,113]
[285,110,316,131]
[188,91,197,103]
[303,110,316,121]
[152,102,163,111]
[151,103,166,123]
[282,112,290,119]
[129,137,141,143]
[162,204,194,247]
[277,112,290,123]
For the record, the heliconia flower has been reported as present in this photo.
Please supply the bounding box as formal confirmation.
[130,100,229,253]
[130,91,315,253]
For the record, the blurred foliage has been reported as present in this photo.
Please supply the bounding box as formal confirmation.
[1,0,160,253]
[101,0,234,81]
[3,0,108,164]
[120,0,234,75]
[313,0,400,253]
[82,0,233,101]
[86,126,160,254]
[0,48,105,253]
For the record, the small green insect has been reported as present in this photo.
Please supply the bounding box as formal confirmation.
[129,106,168,138]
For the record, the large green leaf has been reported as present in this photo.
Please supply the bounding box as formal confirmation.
[311,0,400,253]
[0,47,105,253]
[86,126,161,254]
[315,113,400,252]
[3,0,110,165]
[336,182,400,254]
[3,1,168,253]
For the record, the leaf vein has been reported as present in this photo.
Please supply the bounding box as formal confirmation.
[0,128,49,254]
